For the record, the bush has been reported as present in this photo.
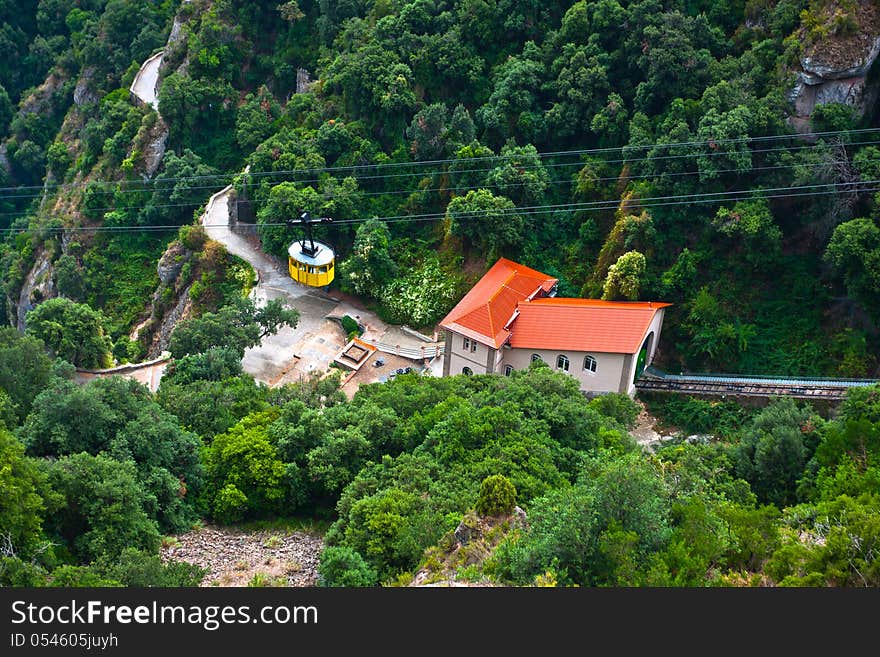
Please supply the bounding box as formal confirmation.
[590,393,640,429]
[318,546,378,587]
[340,315,361,336]
[476,475,517,517]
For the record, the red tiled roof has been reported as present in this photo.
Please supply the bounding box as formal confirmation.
[439,258,557,348]
[509,298,671,354]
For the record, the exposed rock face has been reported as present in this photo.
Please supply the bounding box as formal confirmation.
[168,14,187,47]
[142,118,170,178]
[73,67,98,106]
[145,282,193,359]
[296,68,313,94]
[789,6,880,130]
[16,248,56,331]
[19,70,64,115]
[0,143,10,174]
[157,241,187,285]
[454,514,480,546]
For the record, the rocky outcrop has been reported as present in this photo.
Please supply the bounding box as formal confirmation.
[16,248,56,331]
[157,241,188,285]
[789,5,880,130]
[134,239,198,357]
[144,283,193,358]
[410,508,528,587]
[73,66,98,107]
[140,118,170,178]
[19,70,65,116]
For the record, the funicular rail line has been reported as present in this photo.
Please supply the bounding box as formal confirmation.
[636,369,879,400]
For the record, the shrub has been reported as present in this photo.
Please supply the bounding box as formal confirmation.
[318,546,378,587]
[476,474,517,517]
[341,315,361,336]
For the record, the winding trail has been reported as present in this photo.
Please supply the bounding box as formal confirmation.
[129,51,163,111]
[201,185,345,385]
[128,42,439,388]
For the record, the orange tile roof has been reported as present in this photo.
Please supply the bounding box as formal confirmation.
[509,298,671,354]
[440,258,557,348]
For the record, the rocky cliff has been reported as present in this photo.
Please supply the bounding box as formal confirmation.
[789,3,880,130]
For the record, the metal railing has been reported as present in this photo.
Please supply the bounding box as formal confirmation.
[359,339,445,360]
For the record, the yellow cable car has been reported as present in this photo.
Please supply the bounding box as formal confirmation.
[287,211,335,288]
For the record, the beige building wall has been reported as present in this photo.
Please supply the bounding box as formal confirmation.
[446,332,492,375]
[500,348,629,393]
[615,308,667,394]
[444,308,666,395]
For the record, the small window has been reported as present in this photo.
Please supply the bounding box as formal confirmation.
[462,366,473,376]
[463,337,471,351]
[504,365,513,377]
[470,340,477,353]
[584,355,597,373]
[531,354,542,363]
[556,354,569,372]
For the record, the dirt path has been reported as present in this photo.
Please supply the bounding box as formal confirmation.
[161,525,324,587]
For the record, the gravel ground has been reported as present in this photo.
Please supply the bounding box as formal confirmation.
[160,525,325,587]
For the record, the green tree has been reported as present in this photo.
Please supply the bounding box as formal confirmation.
[476,474,517,517]
[485,142,549,206]
[318,546,378,587]
[547,45,610,143]
[0,327,56,423]
[0,428,53,559]
[44,453,161,563]
[602,250,646,301]
[166,346,244,385]
[825,217,880,318]
[766,493,880,586]
[96,548,207,587]
[734,398,814,508]
[22,376,203,533]
[235,85,281,152]
[168,297,299,359]
[157,375,268,439]
[201,410,288,523]
[338,218,398,298]
[25,297,113,368]
[446,189,523,260]
[141,150,218,226]
[476,41,546,146]
[712,198,782,266]
[493,453,671,586]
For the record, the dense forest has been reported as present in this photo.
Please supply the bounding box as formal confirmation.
[1,1,879,587]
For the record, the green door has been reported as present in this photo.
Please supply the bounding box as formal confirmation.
[634,348,647,383]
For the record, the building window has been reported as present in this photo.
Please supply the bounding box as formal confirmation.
[471,340,477,353]
[463,337,470,351]
[462,366,473,376]
[504,365,513,376]
[531,354,542,363]
[583,355,597,373]
[556,354,569,372]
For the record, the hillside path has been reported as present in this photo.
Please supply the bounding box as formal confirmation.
[129,51,163,110]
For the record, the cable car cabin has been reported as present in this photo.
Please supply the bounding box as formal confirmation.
[288,239,334,287]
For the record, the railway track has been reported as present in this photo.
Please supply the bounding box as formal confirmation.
[635,369,879,400]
